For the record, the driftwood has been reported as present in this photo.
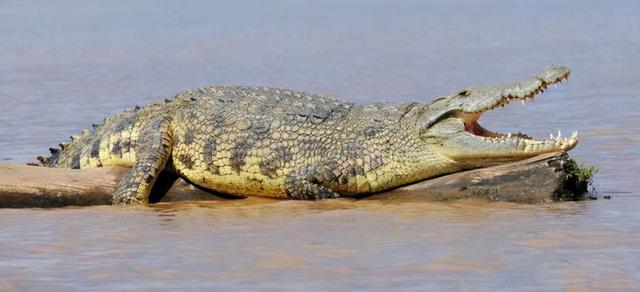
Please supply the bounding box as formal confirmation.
[0,152,582,208]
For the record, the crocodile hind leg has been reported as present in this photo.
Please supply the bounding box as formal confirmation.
[111,117,174,205]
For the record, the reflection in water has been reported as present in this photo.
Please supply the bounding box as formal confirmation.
[1,0,639,290]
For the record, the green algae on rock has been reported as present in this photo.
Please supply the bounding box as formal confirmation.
[554,158,598,201]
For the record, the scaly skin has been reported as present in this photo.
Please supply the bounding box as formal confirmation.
[37,65,578,204]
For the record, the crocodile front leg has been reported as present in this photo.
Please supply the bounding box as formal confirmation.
[112,117,174,204]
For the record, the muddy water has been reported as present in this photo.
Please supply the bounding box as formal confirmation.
[1,0,639,290]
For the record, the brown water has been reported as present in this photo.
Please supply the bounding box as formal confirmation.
[1,0,639,290]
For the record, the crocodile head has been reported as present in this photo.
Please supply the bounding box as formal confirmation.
[419,65,578,167]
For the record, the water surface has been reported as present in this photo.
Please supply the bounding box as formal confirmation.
[1,0,639,290]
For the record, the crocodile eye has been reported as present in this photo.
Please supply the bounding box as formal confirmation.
[458,90,470,97]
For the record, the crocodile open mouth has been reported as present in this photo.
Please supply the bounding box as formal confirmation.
[460,66,578,153]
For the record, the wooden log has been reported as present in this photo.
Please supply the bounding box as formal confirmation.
[0,163,123,208]
[0,164,223,208]
[0,152,583,208]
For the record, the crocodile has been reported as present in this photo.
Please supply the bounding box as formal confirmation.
[37,65,578,204]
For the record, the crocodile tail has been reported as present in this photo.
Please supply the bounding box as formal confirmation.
[35,105,141,168]
[35,128,93,168]
[36,146,63,167]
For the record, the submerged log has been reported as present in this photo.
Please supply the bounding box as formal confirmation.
[0,152,584,208]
